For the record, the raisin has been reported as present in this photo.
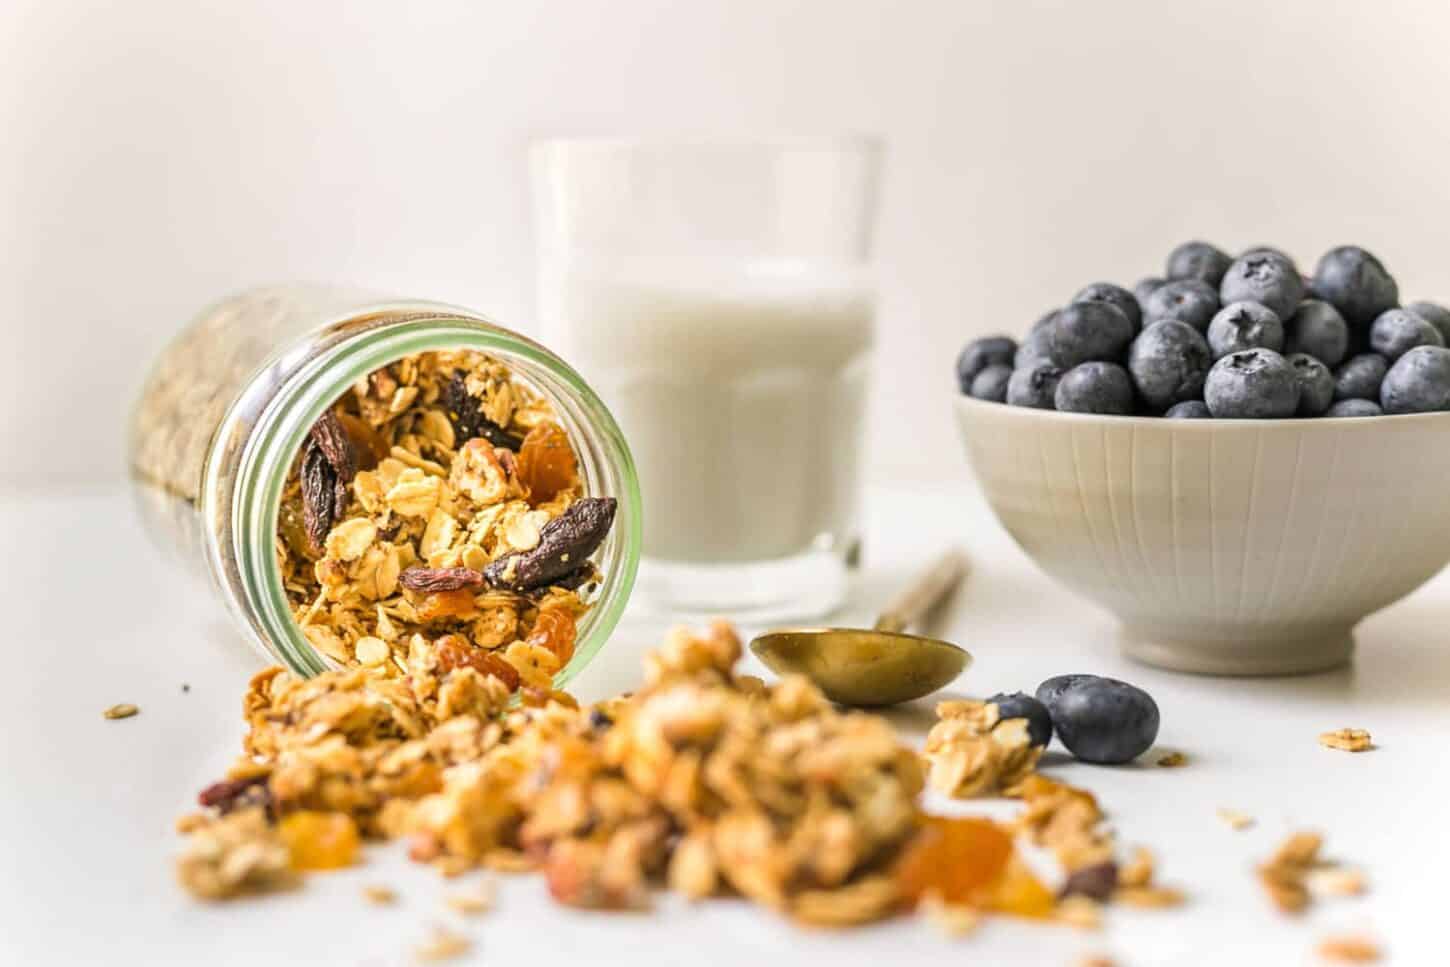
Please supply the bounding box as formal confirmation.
[335,410,389,469]
[484,497,617,592]
[442,371,524,450]
[300,441,337,555]
[197,774,272,816]
[434,634,521,691]
[308,409,356,488]
[518,421,578,505]
[894,816,1014,906]
[278,811,360,870]
[278,497,318,562]
[399,566,485,593]
[527,607,577,666]
[414,589,479,621]
[1060,860,1118,901]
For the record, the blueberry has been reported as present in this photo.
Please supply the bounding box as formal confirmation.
[1206,301,1284,360]
[1407,301,1450,343]
[1047,302,1135,367]
[1240,244,1295,266]
[1283,300,1349,367]
[986,692,1053,748]
[1287,353,1334,416]
[1143,279,1220,331]
[1310,246,1399,328]
[1007,364,1063,409]
[968,363,1013,402]
[1134,277,1166,312]
[1204,349,1300,418]
[1073,282,1142,331]
[1035,675,1160,765]
[1035,674,1100,708]
[1326,398,1382,418]
[1368,308,1444,361]
[1164,400,1212,419]
[1127,319,1211,410]
[1333,353,1389,401]
[956,336,1018,393]
[1380,345,1450,414]
[1014,328,1055,371]
[1166,240,1233,287]
[1054,362,1135,415]
[1220,251,1305,319]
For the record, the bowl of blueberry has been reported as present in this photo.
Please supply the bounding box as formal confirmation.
[954,242,1450,675]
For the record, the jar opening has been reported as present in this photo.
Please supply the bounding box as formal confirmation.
[214,314,641,685]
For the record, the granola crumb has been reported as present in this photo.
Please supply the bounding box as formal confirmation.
[1308,868,1367,897]
[1075,956,1116,967]
[103,703,139,720]
[1055,895,1103,930]
[444,879,495,914]
[1112,884,1185,908]
[1258,830,1330,914]
[362,884,397,905]
[1316,934,1382,963]
[919,889,981,938]
[1318,728,1373,752]
[1156,751,1187,767]
[414,927,471,963]
[1216,808,1254,831]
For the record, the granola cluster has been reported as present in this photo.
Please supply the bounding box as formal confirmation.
[176,623,924,927]
[279,349,615,692]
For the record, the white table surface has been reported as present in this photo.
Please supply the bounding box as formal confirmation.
[4,483,1446,966]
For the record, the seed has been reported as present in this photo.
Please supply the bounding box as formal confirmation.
[103,703,139,720]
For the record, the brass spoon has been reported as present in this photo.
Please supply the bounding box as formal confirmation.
[749,550,972,707]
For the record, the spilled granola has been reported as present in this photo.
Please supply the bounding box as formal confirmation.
[277,349,615,694]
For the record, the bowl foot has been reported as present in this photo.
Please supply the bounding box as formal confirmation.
[1118,624,1355,676]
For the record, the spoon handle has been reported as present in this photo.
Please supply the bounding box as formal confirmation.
[872,549,970,634]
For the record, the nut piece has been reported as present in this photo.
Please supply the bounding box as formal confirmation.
[103,703,139,720]
[1319,728,1373,752]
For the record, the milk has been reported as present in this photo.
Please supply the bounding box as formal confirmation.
[541,261,873,567]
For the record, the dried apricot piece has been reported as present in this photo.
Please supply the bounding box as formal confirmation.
[527,607,577,666]
[435,634,522,691]
[894,816,1014,906]
[981,855,1055,918]
[414,588,479,621]
[278,811,359,870]
[517,421,577,505]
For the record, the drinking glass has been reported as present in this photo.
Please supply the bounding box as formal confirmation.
[532,137,880,620]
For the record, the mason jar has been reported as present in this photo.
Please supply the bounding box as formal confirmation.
[128,285,641,683]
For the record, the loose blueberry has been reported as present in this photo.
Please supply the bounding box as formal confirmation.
[1127,319,1211,411]
[1204,349,1300,418]
[1074,281,1142,332]
[1036,675,1160,765]
[1047,302,1135,368]
[1164,400,1212,419]
[1407,301,1450,343]
[1134,277,1167,312]
[1220,251,1305,319]
[1054,362,1135,415]
[1206,301,1284,360]
[1326,398,1382,418]
[968,363,1013,402]
[956,336,1018,393]
[1310,246,1399,328]
[1007,364,1063,409]
[1333,353,1389,401]
[986,692,1053,748]
[1287,353,1334,416]
[1283,300,1350,367]
[1166,240,1233,287]
[1380,345,1450,414]
[1368,308,1444,361]
[1035,674,1101,708]
[1143,279,1220,331]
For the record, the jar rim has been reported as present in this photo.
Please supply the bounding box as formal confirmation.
[207,308,642,685]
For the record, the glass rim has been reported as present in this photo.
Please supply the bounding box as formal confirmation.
[530,133,884,155]
[216,311,642,685]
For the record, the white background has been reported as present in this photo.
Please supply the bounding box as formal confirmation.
[6,0,1450,490]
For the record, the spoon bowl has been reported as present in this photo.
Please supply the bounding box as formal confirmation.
[750,627,971,706]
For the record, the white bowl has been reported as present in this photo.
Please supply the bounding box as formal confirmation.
[954,395,1450,675]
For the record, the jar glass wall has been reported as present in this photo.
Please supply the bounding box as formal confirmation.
[129,286,641,685]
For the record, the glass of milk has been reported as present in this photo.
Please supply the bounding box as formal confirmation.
[532,138,880,620]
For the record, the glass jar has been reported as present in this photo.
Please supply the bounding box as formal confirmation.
[128,285,641,683]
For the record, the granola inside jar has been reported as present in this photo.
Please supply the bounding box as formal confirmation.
[129,286,641,684]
